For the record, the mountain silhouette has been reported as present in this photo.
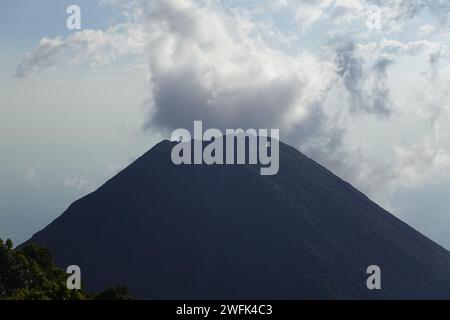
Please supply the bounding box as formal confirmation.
[24,139,450,299]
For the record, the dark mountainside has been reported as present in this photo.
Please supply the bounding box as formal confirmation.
[24,139,450,299]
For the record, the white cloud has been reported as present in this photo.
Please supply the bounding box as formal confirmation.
[139,0,336,138]
[15,24,146,77]
[419,23,437,36]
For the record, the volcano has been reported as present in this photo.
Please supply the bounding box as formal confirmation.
[24,139,450,299]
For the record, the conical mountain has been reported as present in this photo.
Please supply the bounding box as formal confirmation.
[25,139,450,299]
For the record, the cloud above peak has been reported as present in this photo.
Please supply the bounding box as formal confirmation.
[141,0,335,137]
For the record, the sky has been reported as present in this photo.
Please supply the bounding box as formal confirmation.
[1,0,450,249]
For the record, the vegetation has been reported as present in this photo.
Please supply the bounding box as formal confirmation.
[0,238,132,300]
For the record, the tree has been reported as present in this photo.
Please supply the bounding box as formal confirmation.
[0,238,132,300]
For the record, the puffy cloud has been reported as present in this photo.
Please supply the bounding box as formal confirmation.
[15,24,146,77]
[140,0,336,141]
[334,42,393,116]
[386,0,450,23]
[393,140,450,188]
[278,0,450,34]
[378,39,446,58]
[294,0,334,31]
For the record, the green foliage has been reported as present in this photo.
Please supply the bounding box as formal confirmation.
[93,286,133,300]
[0,238,132,300]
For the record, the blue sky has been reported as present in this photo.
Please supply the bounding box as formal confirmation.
[0,1,117,40]
[1,0,450,249]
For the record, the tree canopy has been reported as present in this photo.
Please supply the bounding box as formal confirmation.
[0,238,132,300]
